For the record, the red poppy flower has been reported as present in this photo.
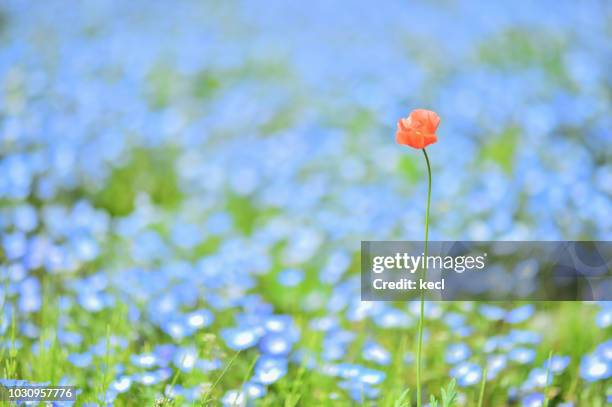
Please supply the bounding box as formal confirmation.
[396,109,440,149]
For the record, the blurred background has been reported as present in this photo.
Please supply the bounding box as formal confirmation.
[0,0,610,405]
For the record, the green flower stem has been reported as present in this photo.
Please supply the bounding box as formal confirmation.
[543,351,553,407]
[416,148,432,407]
[477,366,488,407]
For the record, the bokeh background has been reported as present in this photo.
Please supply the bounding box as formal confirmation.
[0,0,610,405]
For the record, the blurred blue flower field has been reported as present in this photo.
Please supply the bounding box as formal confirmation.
[0,0,611,405]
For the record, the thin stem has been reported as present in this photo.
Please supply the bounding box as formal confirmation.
[543,351,553,407]
[416,148,432,407]
[477,366,487,407]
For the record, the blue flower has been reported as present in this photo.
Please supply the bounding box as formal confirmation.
[505,305,534,324]
[508,330,541,345]
[67,352,93,368]
[173,347,199,371]
[522,368,553,390]
[186,309,214,329]
[373,307,412,328]
[259,333,292,356]
[338,380,380,401]
[243,381,266,399]
[253,356,288,385]
[595,340,612,362]
[277,268,304,287]
[161,318,196,340]
[111,376,132,393]
[12,204,38,232]
[479,305,505,321]
[450,362,482,387]
[362,341,391,365]
[486,354,508,380]
[595,307,612,328]
[131,353,158,368]
[221,390,245,406]
[579,354,611,382]
[263,315,295,334]
[135,370,165,386]
[544,355,570,374]
[3,232,27,260]
[445,343,471,364]
[522,393,545,407]
[221,326,262,351]
[356,367,386,385]
[509,348,536,364]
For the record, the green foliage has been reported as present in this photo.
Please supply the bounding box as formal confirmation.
[477,367,487,407]
[394,389,411,407]
[398,155,422,184]
[440,379,457,407]
[192,70,222,100]
[426,379,458,407]
[92,148,182,216]
[479,127,519,174]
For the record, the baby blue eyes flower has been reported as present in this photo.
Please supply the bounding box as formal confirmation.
[339,380,380,401]
[310,316,339,332]
[595,340,612,362]
[445,343,471,364]
[170,222,202,249]
[356,367,386,386]
[505,305,534,324]
[522,393,545,407]
[161,319,196,340]
[479,305,506,321]
[544,355,570,374]
[259,333,292,356]
[18,277,41,313]
[244,381,266,399]
[111,376,132,393]
[3,231,27,260]
[263,315,294,333]
[57,330,83,346]
[186,309,214,329]
[277,268,304,287]
[579,354,611,382]
[362,341,391,365]
[322,344,347,361]
[373,308,412,328]
[222,390,245,406]
[131,353,158,368]
[523,368,553,390]
[13,204,38,232]
[509,330,541,345]
[173,347,198,371]
[67,352,93,368]
[487,355,508,379]
[253,356,288,384]
[450,362,482,386]
[206,211,233,235]
[198,358,223,372]
[596,307,612,328]
[509,348,536,364]
[222,326,262,351]
[319,250,351,284]
[135,369,170,386]
[444,312,466,328]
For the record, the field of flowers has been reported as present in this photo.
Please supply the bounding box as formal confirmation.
[0,0,611,405]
